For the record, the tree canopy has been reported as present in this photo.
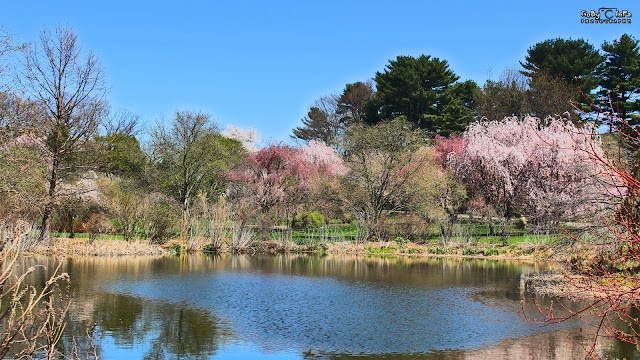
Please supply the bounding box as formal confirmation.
[370,55,476,136]
[520,38,604,98]
[599,34,640,123]
[291,96,341,147]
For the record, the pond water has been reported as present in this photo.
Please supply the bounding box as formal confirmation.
[16,254,639,359]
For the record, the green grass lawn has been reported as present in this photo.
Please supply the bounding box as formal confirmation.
[272,224,359,244]
[54,222,562,246]
[276,222,561,246]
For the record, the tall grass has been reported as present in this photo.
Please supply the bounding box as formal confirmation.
[190,195,233,253]
[231,224,255,253]
[0,221,70,359]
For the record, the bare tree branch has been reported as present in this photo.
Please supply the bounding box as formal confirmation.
[20,26,107,242]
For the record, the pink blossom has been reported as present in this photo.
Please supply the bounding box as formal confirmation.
[301,140,347,176]
[455,116,615,223]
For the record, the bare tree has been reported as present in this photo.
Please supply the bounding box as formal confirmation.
[150,110,243,248]
[474,68,575,122]
[340,119,429,241]
[102,109,142,137]
[0,28,19,92]
[21,26,107,242]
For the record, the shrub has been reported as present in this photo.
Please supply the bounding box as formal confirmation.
[484,248,500,256]
[230,224,255,253]
[378,213,431,241]
[144,195,179,244]
[292,211,325,229]
[515,216,527,230]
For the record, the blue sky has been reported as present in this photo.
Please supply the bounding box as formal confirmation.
[0,1,636,143]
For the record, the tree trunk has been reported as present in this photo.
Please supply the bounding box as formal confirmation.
[38,162,58,243]
[39,204,53,243]
[180,201,189,251]
[500,219,509,246]
[68,211,75,239]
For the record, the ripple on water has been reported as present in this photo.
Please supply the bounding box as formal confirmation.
[108,265,564,355]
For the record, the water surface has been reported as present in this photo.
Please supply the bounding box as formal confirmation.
[17,254,638,359]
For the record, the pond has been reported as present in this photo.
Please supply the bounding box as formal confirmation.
[16,254,639,359]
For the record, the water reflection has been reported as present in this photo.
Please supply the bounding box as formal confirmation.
[13,254,639,359]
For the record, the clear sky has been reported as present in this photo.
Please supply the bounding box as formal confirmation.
[0,1,636,143]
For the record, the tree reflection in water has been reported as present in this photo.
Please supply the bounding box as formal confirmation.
[13,254,640,359]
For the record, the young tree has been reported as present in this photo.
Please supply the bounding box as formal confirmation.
[98,176,147,242]
[407,145,467,241]
[340,119,428,240]
[599,34,640,125]
[150,110,244,244]
[370,55,477,136]
[21,26,107,242]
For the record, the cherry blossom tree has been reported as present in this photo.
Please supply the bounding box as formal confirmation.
[226,141,346,229]
[522,109,640,357]
[226,144,312,228]
[433,134,465,168]
[301,140,347,176]
[301,140,347,221]
[223,125,259,152]
[454,116,614,241]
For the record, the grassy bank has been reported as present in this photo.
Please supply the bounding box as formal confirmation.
[25,221,574,259]
[26,235,561,261]
[28,237,168,256]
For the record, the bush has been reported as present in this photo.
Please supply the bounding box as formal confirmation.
[378,213,431,241]
[515,216,527,230]
[292,211,325,229]
[484,248,500,256]
[144,195,179,244]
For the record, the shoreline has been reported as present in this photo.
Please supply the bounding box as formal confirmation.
[25,237,581,299]
[25,237,565,263]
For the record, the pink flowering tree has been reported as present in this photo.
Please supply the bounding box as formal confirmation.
[301,140,347,176]
[520,107,640,356]
[301,140,347,221]
[454,116,614,241]
[433,134,465,168]
[226,143,313,229]
[227,141,346,230]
